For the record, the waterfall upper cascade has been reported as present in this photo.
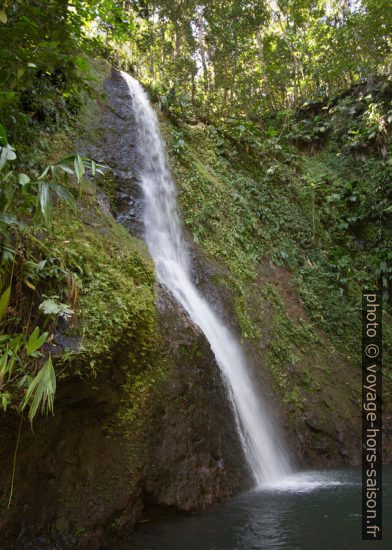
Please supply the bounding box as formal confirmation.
[121,71,291,485]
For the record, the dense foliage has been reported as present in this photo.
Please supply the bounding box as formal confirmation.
[1,1,391,131]
[0,0,391,421]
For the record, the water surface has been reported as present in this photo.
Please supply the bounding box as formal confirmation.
[130,467,391,550]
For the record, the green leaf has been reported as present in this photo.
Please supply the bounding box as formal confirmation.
[55,154,77,162]
[38,165,50,180]
[0,286,11,321]
[0,213,27,230]
[17,67,25,79]
[21,355,56,422]
[74,154,85,181]
[39,298,73,318]
[55,163,75,175]
[0,124,7,146]
[0,144,16,171]
[0,148,7,171]
[75,56,91,73]
[0,10,7,24]
[49,183,76,209]
[38,182,51,227]
[1,392,11,412]
[18,173,30,186]
[26,327,48,355]
[36,260,47,271]
[0,91,16,106]
[0,353,8,381]
[7,350,17,380]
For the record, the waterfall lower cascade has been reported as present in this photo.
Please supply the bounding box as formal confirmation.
[121,71,291,485]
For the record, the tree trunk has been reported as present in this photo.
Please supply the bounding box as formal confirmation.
[175,26,181,59]
[256,29,270,97]
[161,24,165,65]
[197,9,210,93]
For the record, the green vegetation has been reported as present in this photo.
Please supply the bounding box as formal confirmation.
[0,141,159,419]
[0,83,157,422]
[162,97,391,405]
[0,0,391,422]
[0,118,108,420]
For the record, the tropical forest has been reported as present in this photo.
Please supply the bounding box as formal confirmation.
[0,1,391,548]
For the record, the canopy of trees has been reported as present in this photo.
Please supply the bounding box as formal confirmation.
[1,0,391,134]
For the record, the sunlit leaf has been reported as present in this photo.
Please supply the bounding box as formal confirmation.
[26,327,48,355]
[39,297,73,318]
[38,182,51,226]
[18,173,30,186]
[23,279,36,291]
[0,124,7,146]
[0,286,11,321]
[21,355,56,422]
[1,393,11,412]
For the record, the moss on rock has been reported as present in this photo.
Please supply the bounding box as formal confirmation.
[49,203,157,366]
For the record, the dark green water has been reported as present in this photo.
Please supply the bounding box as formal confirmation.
[130,467,391,550]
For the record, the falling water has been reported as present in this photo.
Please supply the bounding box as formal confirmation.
[121,71,291,484]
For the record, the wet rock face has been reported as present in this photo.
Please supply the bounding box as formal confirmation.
[0,368,145,549]
[101,69,139,177]
[0,287,250,549]
[84,69,145,237]
[101,70,145,238]
[115,178,144,238]
[144,287,251,512]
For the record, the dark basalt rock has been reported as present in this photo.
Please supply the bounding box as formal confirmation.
[145,286,251,512]
[0,285,251,549]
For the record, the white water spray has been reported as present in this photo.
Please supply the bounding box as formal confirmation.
[121,71,291,484]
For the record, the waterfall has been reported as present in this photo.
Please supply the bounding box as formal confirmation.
[120,71,291,485]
